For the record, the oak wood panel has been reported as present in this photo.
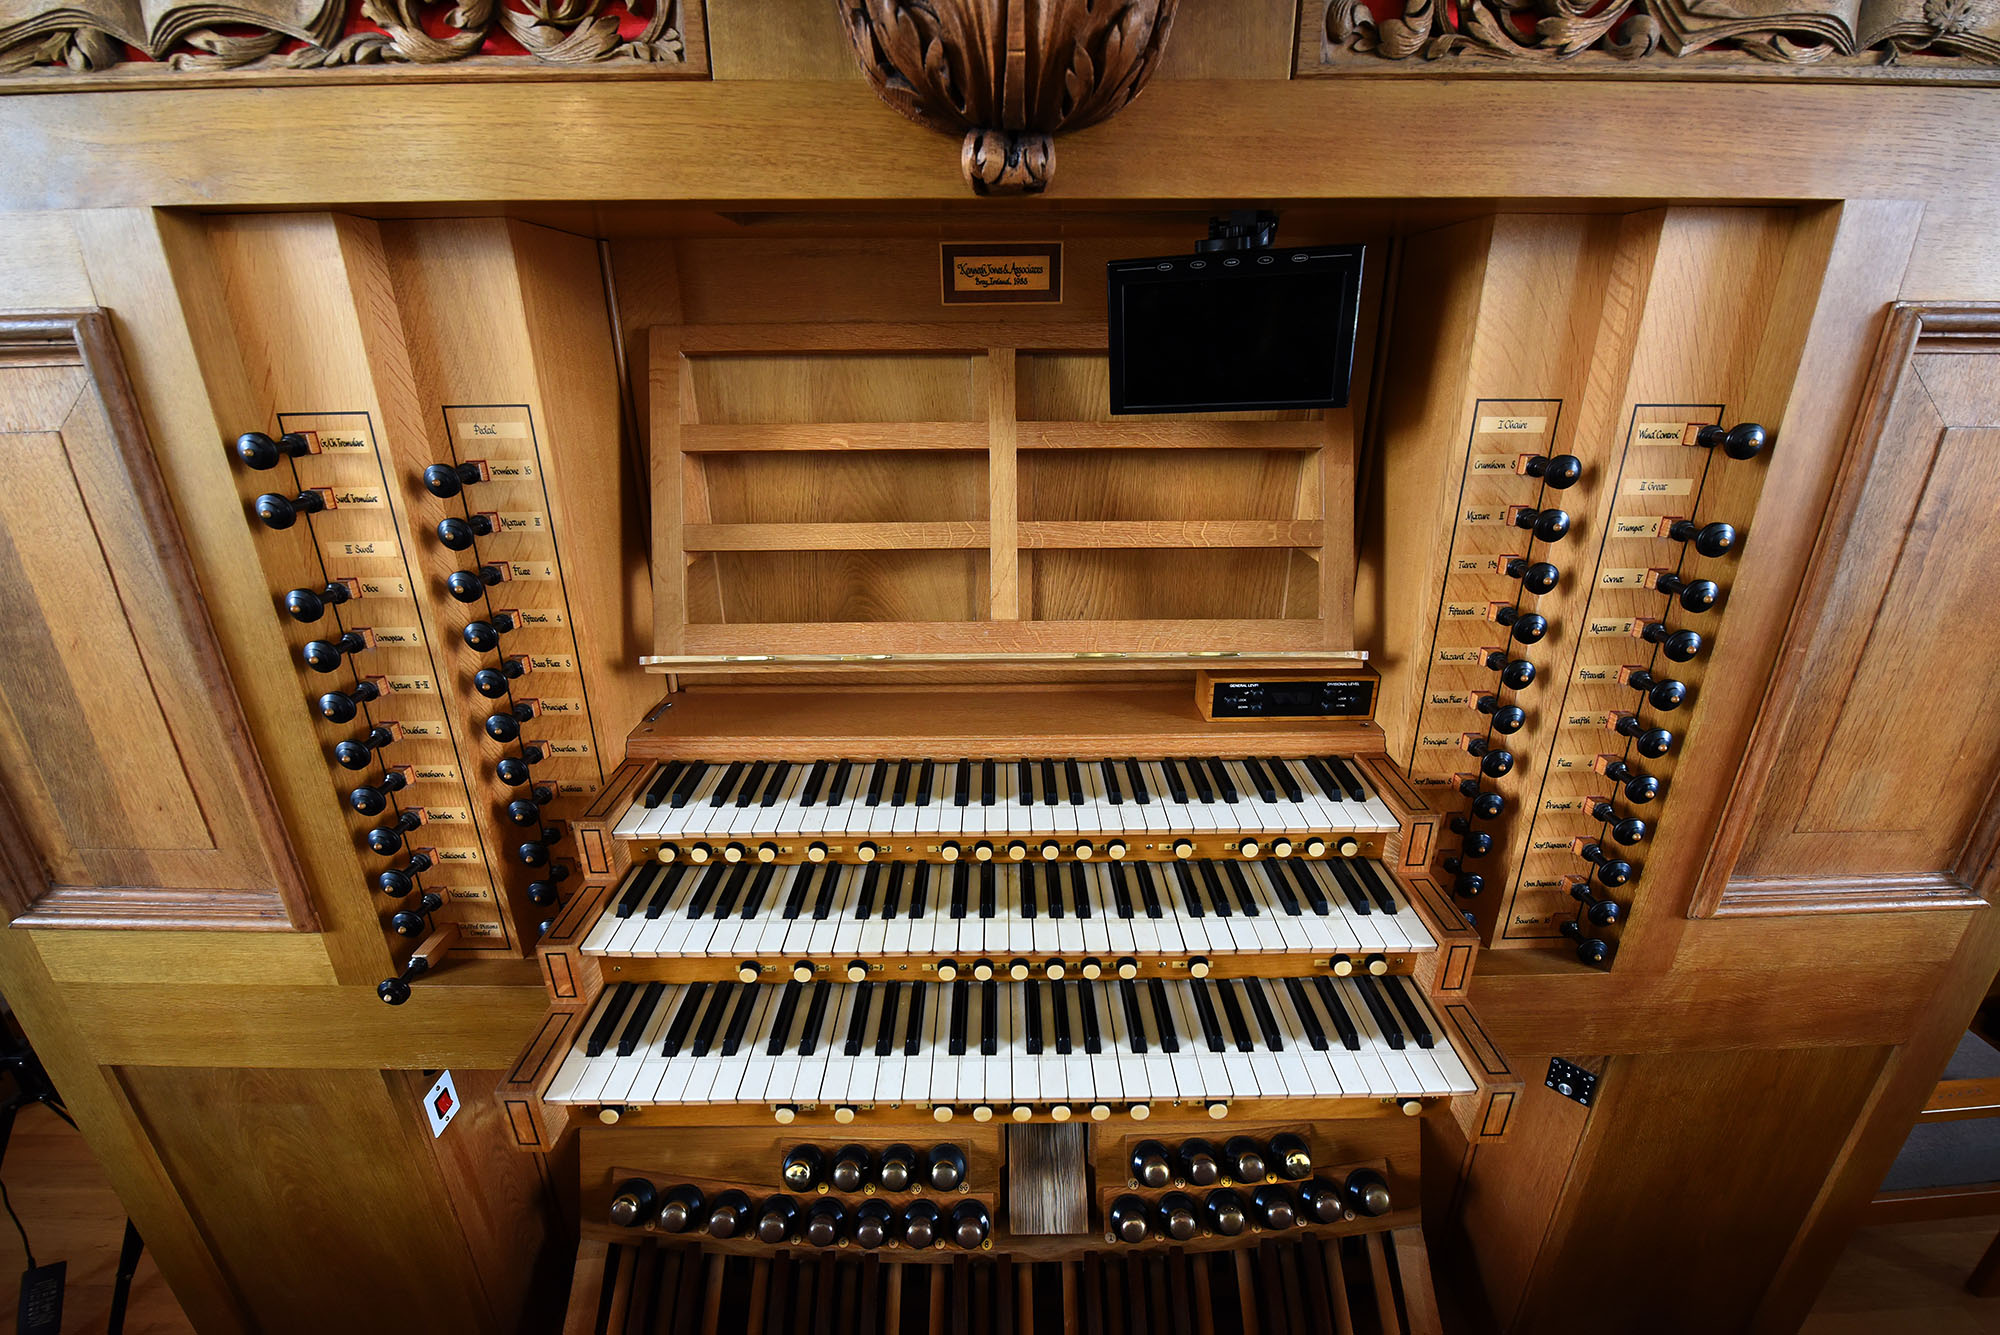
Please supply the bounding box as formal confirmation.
[0,311,313,929]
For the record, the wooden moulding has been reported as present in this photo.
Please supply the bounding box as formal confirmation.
[0,310,316,931]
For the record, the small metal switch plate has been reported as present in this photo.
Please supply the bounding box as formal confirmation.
[1546,1057,1598,1107]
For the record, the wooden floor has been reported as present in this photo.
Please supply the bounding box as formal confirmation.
[0,1104,190,1335]
[0,1094,1992,1334]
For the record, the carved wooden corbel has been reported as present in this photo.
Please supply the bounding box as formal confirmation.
[836,0,1180,196]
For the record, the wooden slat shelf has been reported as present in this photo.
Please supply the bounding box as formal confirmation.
[1018,420,1323,449]
[674,619,1334,657]
[682,521,989,551]
[679,422,988,452]
[676,321,1107,354]
[1019,519,1324,548]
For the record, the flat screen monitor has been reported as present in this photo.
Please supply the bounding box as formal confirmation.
[1107,244,1364,415]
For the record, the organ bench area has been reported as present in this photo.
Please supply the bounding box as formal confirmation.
[3,66,2000,1335]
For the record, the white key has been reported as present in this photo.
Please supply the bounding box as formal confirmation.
[1168,981,1234,1100]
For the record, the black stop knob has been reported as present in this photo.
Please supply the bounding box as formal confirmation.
[1589,804,1649,846]
[658,1185,704,1234]
[284,582,350,623]
[1157,1193,1199,1242]
[484,704,534,742]
[462,615,514,652]
[253,490,326,530]
[1492,606,1548,645]
[496,755,535,787]
[1343,1168,1393,1218]
[1653,572,1720,613]
[901,1200,940,1249]
[474,659,526,699]
[1475,695,1526,734]
[706,1190,752,1239]
[1599,758,1661,805]
[334,725,395,771]
[1131,1140,1171,1189]
[1299,1177,1346,1224]
[1453,872,1485,898]
[347,770,408,815]
[235,430,312,470]
[1505,557,1560,595]
[1453,828,1495,857]
[1694,421,1766,460]
[389,897,440,937]
[878,1144,917,1193]
[1204,1188,1247,1236]
[526,874,564,908]
[1268,1133,1312,1180]
[302,630,367,674]
[608,1178,656,1228]
[1462,786,1506,820]
[1669,518,1738,558]
[518,826,561,867]
[831,1144,873,1192]
[376,851,433,897]
[781,1144,824,1191]
[1252,1185,1298,1230]
[1625,669,1687,712]
[435,513,494,551]
[1108,1194,1149,1244]
[1465,737,1513,779]
[853,1199,893,1250]
[1640,622,1704,662]
[1562,919,1614,965]
[317,680,380,724]
[1512,507,1571,542]
[803,1199,844,1247]
[376,953,430,1005]
[927,1144,966,1191]
[366,809,422,855]
[1177,1138,1219,1187]
[1224,1136,1266,1183]
[949,1200,988,1250]
[422,461,483,498]
[755,1195,800,1244]
[1577,841,1634,888]
[1570,879,1624,926]
[447,565,506,604]
[1523,452,1583,489]
[1613,713,1675,758]
[1482,652,1536,690]
[505,798,545,828]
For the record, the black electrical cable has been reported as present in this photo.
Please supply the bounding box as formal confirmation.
[1,1175,34,1270]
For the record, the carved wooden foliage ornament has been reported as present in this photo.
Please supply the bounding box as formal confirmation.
[837,0,1181,195]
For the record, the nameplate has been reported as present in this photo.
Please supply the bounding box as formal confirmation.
[458,920,505,939]
[1451,554,1498,574]
[456,419,529,441]
[1542,796,1588,814]
[1461,505,1505,526]
[1621,476,1693,497]
[486,459,538,481]
[1434,646,1482,665]
[328,485,386,509]
[1597,569,1649,589]
[1586,617,1634,636]
[540,738,593,758]
[354,576,409,599]
[369,626,423,646]
[507,560,557,580]
[1477,416,1547,434]
[314,431,371,452]
[1564,711,1610,728]
[528,654,575,672]
[941,242,1062,306]
[1427,690,1470,707]
[1634,422,1688,443]
[1443,602,1485,619]
[496,512,547,534]
[1610,514,1659,537]
[1469,454,1517,473]
[512,608,566,628]
[385,674,437,694]
[396,719,447,738]
[434,847,483,865]
[538,698,586,715]
[411,764,460,784]
[1573,664,1618,685]
[425,807,471,824]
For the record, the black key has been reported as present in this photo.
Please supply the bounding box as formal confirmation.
[1182,757,1213,805]
[1134,862,1164,919]
[1196,861,1231,919]
[1326,756,1367,801]
[1065,759,1086,806]
[875,982,903,1057]
[811,865,844,921]
[733,761,768,809]
[905,982,929,1056]
[880,863,906,920]
[1125,758,1151,804]
[1053,983,1074,1056]
[1242,756,1278,805]
[1287,861,1330,916]
[1119,980,1148,1054]
[799,759,830,806]
[647,865,691,920]
[1147,979,1180,1054]
[662,981,710,1057]
[757,762,792,808]
[827,759,854,806]
[1024,981,1045,1055]
[1357,860,1400,914]
[1040,758,1059,808]
[1099,760,1124,805]
[1160,758,1189,805]
[1243,981,1283,1051]
[1284,978,1328,1051]
[693,980,735,1057]
[1175,861,1209,919]
[1312,977,1362,1051]
[782,863,816,920]
[843,981,874,1056]
[980,981,999,1056]
[1068,864,1091,920]
[948,980,970,1057]
[1079,983,1104,1054]
[709,760,747,808]
[614,865,655,918]
[1215,980,1254,1053]
[739,864,778,919]
[979,864,997,919]
[1189,980,1226,1052]
[765,981,803,1056]
[1385,975,1436,1049]
[954,760,970,807]
[667,761,709,808]
[916,760,936,808]
[1266,757,1305,804]
[710,863,753,919]
[796,982,833,1057]
[950,863,970,921]
[1263,862,1302,916]
[685,864,726,918]
[1222,861,1261,916]
[1204,758,1238,804]
[1017,759,1035,806]
[1045,863,1065,920]
[1324,860,1372,916]
[719,983,759,1057]
[586,981,639,1057]
[854,863,882,920]
[642,761,685,808]
[1020,862,1039,920]
[982,759,997,807]
[865,760,891,807]
[889,759,912,809]
[1107,863,1135,919]
[1353,976,1405,1049]
[907,862,930,920]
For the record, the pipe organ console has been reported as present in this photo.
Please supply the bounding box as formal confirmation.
[2,14,1999,1333]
